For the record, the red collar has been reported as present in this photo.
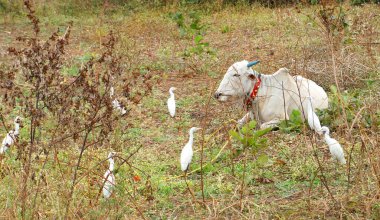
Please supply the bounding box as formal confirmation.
[245,74,262,109]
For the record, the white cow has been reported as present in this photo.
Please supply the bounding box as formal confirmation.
[214,60,328,129]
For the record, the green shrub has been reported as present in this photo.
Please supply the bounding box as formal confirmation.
[229,120,271,158]
[317,85,377,130]
[279,109,304,133]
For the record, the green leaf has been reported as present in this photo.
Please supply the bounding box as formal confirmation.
[248,120,257,129]
[241,125,249,135]
[242,137,249,146]
[247,137,255,146]
[63,66,79,77]
[278,109,303,133]
[256,154,269,166]
[77,53,92,63]
[229,130,242,141]
[289,110,302,125]
[366,79,375,87]
[194,35,203,44]
[190,23,199,30]
[254,127,271,137]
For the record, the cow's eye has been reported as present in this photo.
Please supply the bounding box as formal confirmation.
[233,74,240,77]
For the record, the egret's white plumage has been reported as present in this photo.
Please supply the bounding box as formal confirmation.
[110,87,127,115]
[112,99,127,115]
[180,127,201,171]
[167,87,176,117]
[103,152,116,198]
[0,116,21,154]
[14,116,21,136]
[321,126,346,164]
[306,96,322,134]
[110,86,115,97]
[0,130,15,154]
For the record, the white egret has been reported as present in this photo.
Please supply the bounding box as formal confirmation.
[306,96,322,134]
[180,127,201,172]
[167,87,176,118]
[14,116,21,137]
[110,86,127,115]
[0,116,21,154]
[112,99,127,115]
[0,130,15,154]
[103,152,116,199]
[321,126,346,164]
[180,127,201,200]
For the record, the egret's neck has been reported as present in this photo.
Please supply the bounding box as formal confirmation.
[169,90,175,98]
[14,124,20,136]
[188,131,194,146]
[14,123,20,131]
[324,133,331,142]
[109,158,114,171]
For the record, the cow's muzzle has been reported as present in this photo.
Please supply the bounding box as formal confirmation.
[214,92,222,99]
[214,92,231,102]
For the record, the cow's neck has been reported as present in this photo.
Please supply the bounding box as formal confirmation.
[248,70,272,95]
[245,70,265,110]
[249,71,271,123]
[249,70,268,94]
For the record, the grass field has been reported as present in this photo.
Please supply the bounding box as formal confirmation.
[0,1,379,219]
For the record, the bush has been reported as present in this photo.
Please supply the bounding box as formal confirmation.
[0,1,158,218]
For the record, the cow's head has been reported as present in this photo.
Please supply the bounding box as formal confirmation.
[214,60,259,102]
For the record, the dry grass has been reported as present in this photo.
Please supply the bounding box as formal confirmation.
[0,1,379,219]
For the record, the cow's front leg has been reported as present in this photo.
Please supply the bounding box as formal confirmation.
[260,118,281,129]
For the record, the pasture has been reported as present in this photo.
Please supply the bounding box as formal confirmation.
[0,1,379,219]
